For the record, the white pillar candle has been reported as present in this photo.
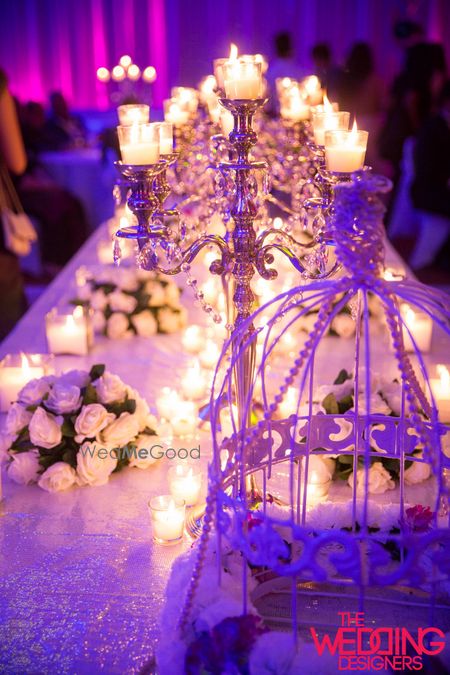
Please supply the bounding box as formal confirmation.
[430,365,450,422]
[46,306,91,356]
[117,123,160,165]
[168,465,202,506]
[324,124,368,172]
[223,58,262,99]
[0,354,51,412]
[149,495,186,545]
[400,304,433,353]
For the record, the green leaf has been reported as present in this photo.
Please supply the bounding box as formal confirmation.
[322,393,339,415]
[89,364,105,381]
[142,426,157,436]
[62,449,78,468]
[334,369,352,385]
[338,395,354,414]
[94,282,116,295]
[83,383,98,405]
[61,419,76,438]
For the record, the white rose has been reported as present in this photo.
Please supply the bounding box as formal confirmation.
[92,310,106,333]
[58,370,90,388]
[315,381,354,402]
[76,441,117,486]
[100,412,140,446]
[5,403,32,435]
[165,283,181,308]
[106,312,131,339]
[404,453,431,485]
[355,393,391,416]
[0,433,16,462]
[129,434,161,469]
[331,313,355,338]
[146,281,166,306]
[157,308,182,334]
[131,310,157,337]
[91,289,108,311]
[126,388,153,431]
[95,372,127,404]
[46,383,82,414]
[348,461,395,495]
[29,407,63,449]
[74,403,115,442]
[381,380,402,416]
[38,462,78,492]
[108,290,138,314]
[18,378,51,406]
[118,269,139,292]
[8,450,40,484]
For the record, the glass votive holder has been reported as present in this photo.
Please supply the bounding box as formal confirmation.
[158,121,174,155]
[312,111,350,146]
[222,59,263,99]
[117,104,150,126]
[163,99,190,126]
[171,86,199,114]
[0,353,54,412]
[301,75,323,105]
[117,122,160,165]
[149,495,186,545]
[45,305,93,356]
[168,464,202,506]
[280,96,310,122]
[213,57,228,91]
[324,128,368,172]
[199,75,217,103]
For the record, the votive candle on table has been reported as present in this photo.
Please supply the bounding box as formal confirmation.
[164,99,190,126]
[181,362,207,400]
[312,110,349,146]
[182,325,206,354]
[223,58,262,99]
[324,124,368,172]
[0,353,54,412]
[430,365,450,422]
[168,465,202,506]
[171,87,199,114]
[158,122,174,155]
[156,387,182,419]
[149,495,186,545]
[117,104,150,126]
[171,401,198,437]
[301,75,323,105]
[117,122,160,165]
[46,306,92,356]
[280,88,310,122]
[199,339,221,369]
[400,303,433,353]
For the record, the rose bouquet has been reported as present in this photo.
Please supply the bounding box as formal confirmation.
[4,364,161,492]
[73,267,187,339]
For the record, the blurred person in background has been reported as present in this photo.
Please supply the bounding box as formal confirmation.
[310,43,341,98]
[266,31,300,111]
[0,68,27,339]
[46,91,86,149]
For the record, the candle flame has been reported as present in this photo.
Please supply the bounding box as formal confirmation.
[303,75,320,94]
[229,43,238,61]
[437,364,450,388]
[323,93,333,112]
[20,352,30,375]
[73,306,84,319]
[402,304,416,324]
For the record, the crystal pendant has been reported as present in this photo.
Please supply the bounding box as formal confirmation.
[113,237,122,266]
[137,242,158,271]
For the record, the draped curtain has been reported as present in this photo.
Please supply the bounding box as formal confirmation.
[0,0,448,110]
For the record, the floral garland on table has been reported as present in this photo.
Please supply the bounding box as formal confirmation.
[3,365,162,492]
[73,268,187,339]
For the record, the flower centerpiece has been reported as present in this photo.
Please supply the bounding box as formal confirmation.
[4,364,162,492]
[73,267,187,339]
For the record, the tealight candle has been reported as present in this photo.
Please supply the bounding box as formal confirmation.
[0,354,54,412]
[168,465,202,506]
[181,362,208,400]
[117,104,150,126]
[280,88,310,122]
[429,365,450,422]
[324,123,368,172]
[46,306,92,356]
[301,75,323,105]
[199,75,217,104]
[117,122,160,165]
[182,325,206,354]
[312,110,349,146]
[149,495,185,545]
[171,401,198,437]
[171,87,199,114]
[400,304,433,353]
[199,339,221,369]
[156,387,182,419]
[163,99,190,126]
[158,121,174,155]
[223,58,262,99]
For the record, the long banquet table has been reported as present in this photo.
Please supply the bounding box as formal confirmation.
[0,222,448,674]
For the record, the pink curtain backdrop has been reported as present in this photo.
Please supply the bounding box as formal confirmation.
[0,0,448,110]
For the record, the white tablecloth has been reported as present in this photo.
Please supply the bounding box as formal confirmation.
[0,223,448,673]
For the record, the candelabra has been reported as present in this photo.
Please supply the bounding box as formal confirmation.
[114,97,340,466]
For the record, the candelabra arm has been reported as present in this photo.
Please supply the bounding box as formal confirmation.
[141,234,231,276]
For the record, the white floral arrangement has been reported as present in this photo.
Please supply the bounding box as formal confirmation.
[296,293,382,339]
[73,267,187,339]
[3,364,162,492]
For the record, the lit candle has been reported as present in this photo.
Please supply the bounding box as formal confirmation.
[117,104,150,126]
[164,99,190,126]
[429,365,450,422]
[158,121,174,155]
[182,325,206,354]
[117,122,160,165]
[181,362,208,400]
[279,386,299,418]
[311,93,339,114]
[280,86,310,122]
[199,339,221,369]
[223,54,263,100]
[156,387,182,419]
[171,401,198,436]
[0,354,52,412]
[301,75,323,105]
[171,87,199,114]
[46,306,92,356]
[149,495,186,545]
[312,110,349,146]
[220,110,234,136]
[400,304,433,353]
[214,44,238,91]
[199,75,217,104]
[168,465,202,506]
[324,122,368,172]
[383,267,405,281]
